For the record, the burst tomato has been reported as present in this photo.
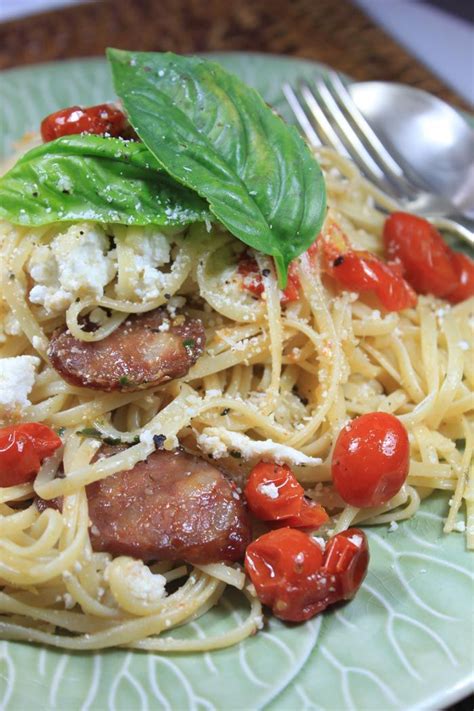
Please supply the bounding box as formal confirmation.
[245,527,369,622]
[0,423,62,487]
[383,212,474,303]
[238,255,300,304]
[244,461,328,529]
[41,104,128,142]
[332,412,409,508]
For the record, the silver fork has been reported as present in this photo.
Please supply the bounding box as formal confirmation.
[283,72,474,246]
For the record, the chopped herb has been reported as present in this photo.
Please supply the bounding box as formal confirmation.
[103,436,123,446]
[261,268,270,277]
[230,450,242,459]
[119,375,130,386]
[183,338,195,349]
[76,427,102,439]
[153,434,166,449]
[55,426,66,437]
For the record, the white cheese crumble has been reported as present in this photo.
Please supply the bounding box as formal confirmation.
[122,227,171,299]
[258,482,279,499]
[27,223,116,314]
[118,560,167,603]
[453,520,466,533]
[388,521,399,532]
[0,355,40,414]
[196,427,322,466]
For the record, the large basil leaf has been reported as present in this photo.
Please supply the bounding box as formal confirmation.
[108,49,326,286]
[0,134,210,227]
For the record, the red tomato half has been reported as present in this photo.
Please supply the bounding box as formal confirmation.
[447,251,474,303]
[331,412,409,508]
[383,212,458,298]
[244,461,304,520]
[319,222,417,312]
[0,423,62,487]
[245,527,369,622]
[41,104,128,142]
[273,499,329,530]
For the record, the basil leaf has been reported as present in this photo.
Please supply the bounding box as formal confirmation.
[0,134,210,227]
[108,49,326,286]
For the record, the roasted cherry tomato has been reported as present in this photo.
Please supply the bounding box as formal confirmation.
[323,529,369,600]
[244,461,328,529]
[322,243,417,311]
[273,499,329,530]
[238,256,300,304]
[244,461,304,520]
[0,423,62,487]
[41,104,128,142]
[245,527,369,622]
[447,251,474,303]
[332,412,409,508]
[382,212,471,301]
[316,221,417,312]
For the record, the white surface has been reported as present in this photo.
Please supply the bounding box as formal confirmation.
[0,0,90,22]
[353,0,474,104]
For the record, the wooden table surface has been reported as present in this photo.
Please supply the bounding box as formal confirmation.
[0,0,469,111]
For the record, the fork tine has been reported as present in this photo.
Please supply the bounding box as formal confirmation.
[309,75,400,194]
[325,70,416,195]
[282,83,323,148]
[299,83,351,158]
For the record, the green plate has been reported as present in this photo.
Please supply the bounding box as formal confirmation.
[0,53,473,711]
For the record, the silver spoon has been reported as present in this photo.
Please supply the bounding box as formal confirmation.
[348,81,474,220]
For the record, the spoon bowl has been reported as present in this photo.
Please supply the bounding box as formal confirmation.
[348,82,474,215]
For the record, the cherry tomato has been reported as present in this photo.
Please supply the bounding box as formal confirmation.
[245,527,369,622]
[244,461,328,529]
[0,423,62,487]
[332,412,409,508]
[272,499,329,529]
[323,529,369,600]
[238,255,300,304]
[41,104,128,142]
[244,461,304,520]
[447,251,474,303]
[383,212,459,298]
[322,243,417,312]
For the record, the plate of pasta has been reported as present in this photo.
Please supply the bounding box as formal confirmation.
[0,51,473,711]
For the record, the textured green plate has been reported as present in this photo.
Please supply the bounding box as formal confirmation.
[0,53,473,711]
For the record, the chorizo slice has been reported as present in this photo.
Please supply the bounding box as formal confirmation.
[47,307,205,391]
[86,448,251,564]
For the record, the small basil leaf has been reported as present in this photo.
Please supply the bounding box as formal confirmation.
[107,49,326,286]
[0,134,210,227]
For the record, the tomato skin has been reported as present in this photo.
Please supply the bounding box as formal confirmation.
[272,499,329,529]
[238,255,300,304]
[244,461,328,529]
[447,251,474,303]
[0,423,62,487]
[332,412,409,508]
[383,212,458,298]
[323,529,369,600]
[245,527,369,622]
[244,461,304,520]
[41,104,128,142]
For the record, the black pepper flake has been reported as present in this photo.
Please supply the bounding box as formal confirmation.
[262,268,270,277]
[32,191,38,197]
[153,434,166,449]
[333,256,345,267]
[62,189,70,195]
[220,408,230,416]
[164,293,171,300]
[230,450,242,459]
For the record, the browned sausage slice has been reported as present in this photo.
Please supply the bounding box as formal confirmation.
[48,308,205,391]
[86,448,251,564]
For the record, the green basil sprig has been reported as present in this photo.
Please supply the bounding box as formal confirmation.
[108,49,326,286]
[0,134,210,227]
